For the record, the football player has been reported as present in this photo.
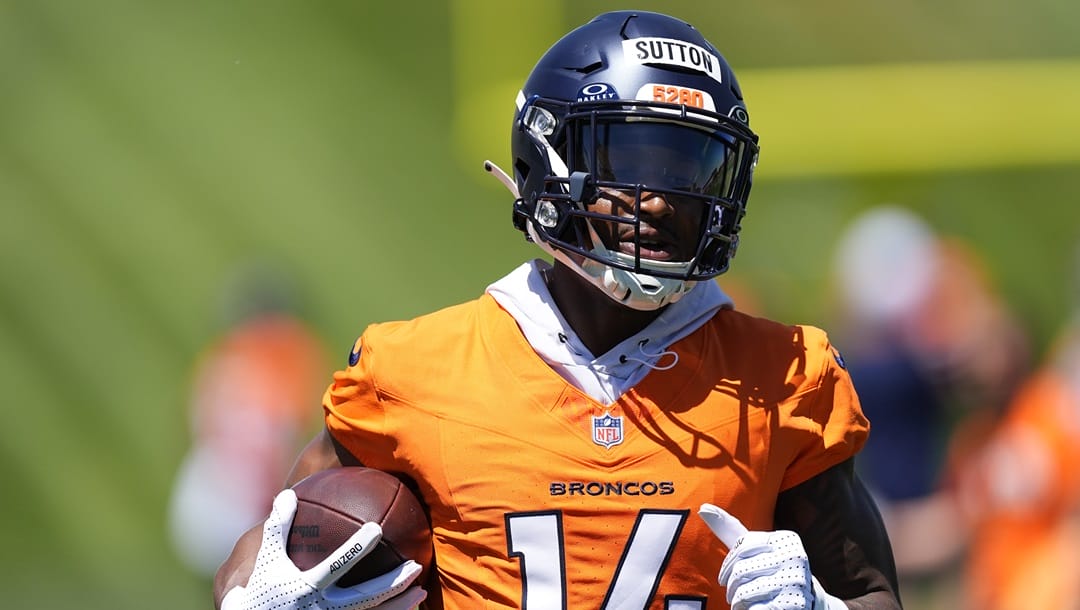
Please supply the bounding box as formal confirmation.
[214,11,901,610]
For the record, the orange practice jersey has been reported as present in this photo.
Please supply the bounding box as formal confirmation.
[324,294,868,610]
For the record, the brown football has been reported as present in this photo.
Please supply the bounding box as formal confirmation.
[286,467,433,587]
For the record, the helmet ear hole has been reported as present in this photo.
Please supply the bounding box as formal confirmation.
[514,158,531,184]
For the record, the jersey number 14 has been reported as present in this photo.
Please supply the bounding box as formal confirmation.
[506,509,707,610]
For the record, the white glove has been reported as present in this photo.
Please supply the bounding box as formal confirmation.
[698,503,845,610]
[221,488,427,610]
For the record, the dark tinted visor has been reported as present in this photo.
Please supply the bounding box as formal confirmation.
[571,119,742,199]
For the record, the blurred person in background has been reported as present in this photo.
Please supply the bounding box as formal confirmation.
[167,261,329,578]
[955,243,1080,610]
[830,206,1030,605]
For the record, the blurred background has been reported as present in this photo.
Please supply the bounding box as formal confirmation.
[2,0,1078,608]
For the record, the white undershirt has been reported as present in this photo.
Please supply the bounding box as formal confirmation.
[486,259,733,406]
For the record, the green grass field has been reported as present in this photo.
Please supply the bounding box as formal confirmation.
[2,1,1078,608]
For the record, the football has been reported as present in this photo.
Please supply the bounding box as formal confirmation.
[286,467,433,587]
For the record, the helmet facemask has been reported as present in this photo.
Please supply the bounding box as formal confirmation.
[515,97,758,310]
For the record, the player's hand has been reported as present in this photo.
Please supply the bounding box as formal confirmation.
[698,503,845,610]
[220,488,427,610]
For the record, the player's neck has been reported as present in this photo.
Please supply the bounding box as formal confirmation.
[544,263,663,357]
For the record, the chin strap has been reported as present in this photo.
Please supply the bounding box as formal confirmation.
[483,159,693,311]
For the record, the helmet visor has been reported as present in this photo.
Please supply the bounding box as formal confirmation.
[569,117,745,201]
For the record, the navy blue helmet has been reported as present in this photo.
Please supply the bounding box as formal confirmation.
[507,11,759,309]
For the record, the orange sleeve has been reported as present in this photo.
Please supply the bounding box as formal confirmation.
[780,327,870,490]
[322,331,399,467]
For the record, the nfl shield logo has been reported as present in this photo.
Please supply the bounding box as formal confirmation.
[592,412,624,449]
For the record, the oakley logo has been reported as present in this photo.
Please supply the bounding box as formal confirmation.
[576,82,618,102]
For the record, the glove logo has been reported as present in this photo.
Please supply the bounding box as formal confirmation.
[592,411,624,449]
[328,541,365,574]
